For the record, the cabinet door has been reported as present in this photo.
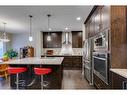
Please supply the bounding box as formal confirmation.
[91,15,95,36]
[72,31,82,48]
[101,6,110,30]
[93,74,109,89]
[43,32,62,48]
[72,56,82,69]
[87,20,91,38]
[111,72,127,89]
[62,57,72,69]
[94,8,100,33]
[85,23,89,39]
[110,6,127,68]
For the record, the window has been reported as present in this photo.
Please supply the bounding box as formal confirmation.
[0,42,4,58]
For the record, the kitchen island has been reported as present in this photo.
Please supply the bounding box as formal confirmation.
[2,57,64,89]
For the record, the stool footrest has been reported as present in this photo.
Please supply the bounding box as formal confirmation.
[15,80,26,86]
[41,81,49,87]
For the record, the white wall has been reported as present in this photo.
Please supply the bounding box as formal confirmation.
[12,33,30,51]
[11,31,42,57]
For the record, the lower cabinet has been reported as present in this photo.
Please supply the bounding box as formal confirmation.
[62,56,82,70]
[41,55,82,70]
[110,71,127,89]
[93,74,110,89]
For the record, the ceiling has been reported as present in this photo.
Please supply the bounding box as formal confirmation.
[0,6,93,34]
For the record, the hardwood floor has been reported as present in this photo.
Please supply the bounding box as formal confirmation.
[62,70,94,89]
[0,70,94,89]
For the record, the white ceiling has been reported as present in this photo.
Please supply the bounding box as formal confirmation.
[0,6,93,34]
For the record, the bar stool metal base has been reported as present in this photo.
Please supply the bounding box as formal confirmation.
[41,75,49,89]
[15,73,26,89]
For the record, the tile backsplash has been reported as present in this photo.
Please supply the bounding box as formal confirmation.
[42,48,83,56]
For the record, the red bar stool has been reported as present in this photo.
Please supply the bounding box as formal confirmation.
[34,67,52,89]
[8,67,27,89]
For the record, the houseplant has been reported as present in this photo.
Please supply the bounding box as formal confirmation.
[3,49,18,59]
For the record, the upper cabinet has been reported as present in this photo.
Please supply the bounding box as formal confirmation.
[85,6,110,38]
[84,6,127,68]
[43,32,62,48]
[72,31,82,48]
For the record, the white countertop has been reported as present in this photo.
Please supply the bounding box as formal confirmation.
[1,57,64,65]
[41,55,82,56]
[110,69,127,78]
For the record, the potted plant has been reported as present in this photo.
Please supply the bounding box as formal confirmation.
[3,49,18,59]
[2,54,9,62]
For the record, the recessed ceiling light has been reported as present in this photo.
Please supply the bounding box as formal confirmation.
[48,28,52,31]
[65,27,68,30]
[76,17,81,21]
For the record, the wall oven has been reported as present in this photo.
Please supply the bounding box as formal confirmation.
[93,52,109,84]
[94,29,109,51]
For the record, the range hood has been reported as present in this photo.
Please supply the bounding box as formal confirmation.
[60,32,73,55]
[63,32,71,44]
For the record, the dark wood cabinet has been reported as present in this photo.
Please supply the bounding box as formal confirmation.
[110,71,127,89]
[85,6,110,38]
[43,32,62,48]
[62,56,73,69]
[41,55,82,70]
[72,31,82,48]
[84,6,127,89]
[93,74,110,89]
[62,56,82,70]
[110,6,127,68]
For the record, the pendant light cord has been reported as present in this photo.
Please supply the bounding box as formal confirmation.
[29,15,32,36]
[47,14,51,35]
[3,22,6,35]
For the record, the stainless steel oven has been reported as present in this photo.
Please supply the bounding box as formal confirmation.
[93,52,109,84]
[94,29,109,51]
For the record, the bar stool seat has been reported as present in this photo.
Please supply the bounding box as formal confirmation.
[8,67,27,89]
[8,67,27,74]
[34,68,52,89]
[34,68,52,75]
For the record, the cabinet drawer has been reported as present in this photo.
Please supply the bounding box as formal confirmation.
[111,72,127,89]
[94,74,109,89]
[62,56,82,70]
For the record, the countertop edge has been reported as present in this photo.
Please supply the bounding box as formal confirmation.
[41,55,83,57]
[1,57,64,65]
[110,69,127,79]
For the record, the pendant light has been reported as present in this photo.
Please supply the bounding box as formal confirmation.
[47,14,51,41]
[29,15,33,41]
[0,22,10,42]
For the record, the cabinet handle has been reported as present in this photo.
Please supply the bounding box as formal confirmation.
[122,81,127,89]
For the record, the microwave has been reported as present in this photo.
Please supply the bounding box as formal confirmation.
[94,29,109,51]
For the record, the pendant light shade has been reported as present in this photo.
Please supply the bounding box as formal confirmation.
[47,14,51,41]
[29,15,33,42]
[0,23,10,42]
[29,36,33,41]
[47,35,51,41]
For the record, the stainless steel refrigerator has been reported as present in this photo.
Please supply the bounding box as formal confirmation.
[83,38,94,85]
